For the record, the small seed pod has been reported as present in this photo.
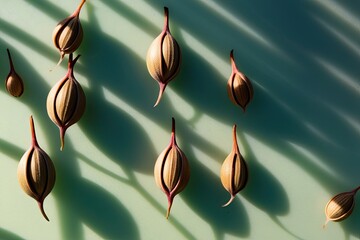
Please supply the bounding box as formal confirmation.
[323,186,360,228]
[146,7,181,107]
[227,50,254,111]
[17,116,56,221]
[220,125,248,207]
[46,53,86,150]
[5,48,24,97]
[52,0,86,65]
[154,118,190,218]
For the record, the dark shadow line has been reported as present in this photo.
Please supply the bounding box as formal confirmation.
[270,216,306,240]
[0,138,25,161]
[77,151,197,240]
[98,0,159,36]
[0,18,56,60]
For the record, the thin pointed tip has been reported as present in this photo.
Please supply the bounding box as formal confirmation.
[73,0,87,17]
[165,195,174,219]
[153,83,166,107]
[7,48,14,70]
[222,195,235,207]
[60,140,64,151]
[30,115,38,147]
[153,91,163,107]
[38,201,49,221]
[53,53,65,70]
[60,127,66,151]
[166,202,173,219]
[352,185,360,193]
[163,7,170,32]
[230,49,234,58]
[232,124,238,149]
[171,117,175,131]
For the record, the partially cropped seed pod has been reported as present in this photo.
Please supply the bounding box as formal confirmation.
[323,186,360,228]
[154,118,190,218]
[52,0,86,65]
[227,50,253,111]
[220,125,248,207]
[17,116,56,221]
[47,53,86,150]
[5,48,24,97]
[146,7,181,107]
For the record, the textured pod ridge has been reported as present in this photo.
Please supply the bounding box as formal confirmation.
[47,54,86,150]
[324,186,360,227]
[17,116,56,221]
[220,125,248,207]
[146,7,181,107]
[227,50,254,111]
[52,0,86,64]
[154,118,190,218]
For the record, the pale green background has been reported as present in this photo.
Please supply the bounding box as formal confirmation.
[0,0,359,239]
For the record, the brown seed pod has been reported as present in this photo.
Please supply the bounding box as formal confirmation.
[17,116,56,221]
[220,124,248,207]
[5,48,24,97]
[154,118,190,218]
[46,53,86,150]
[146,7,181,107]
[52,0,86,65]
[227,50,253,111]
[324,186,360,228]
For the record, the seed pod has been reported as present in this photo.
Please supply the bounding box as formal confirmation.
[46,53,86,150]
[5,48,24,97]
[227,50,253,111]
[220,125,248,207]
[146,7,181,107]
[52,0,86,65]
[323,186,360,228]
[154,118,190,218]
[17,116,56,221]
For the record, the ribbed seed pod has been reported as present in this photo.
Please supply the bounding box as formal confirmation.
[146,7,181,107]
[17,116,56,221]
[220,125,248,207]
[154,118,190,218]
[5,48,24,97]
[324,186,360,227]
[227,50,253,111]
[47,54,86,150]
[52,0,86,65]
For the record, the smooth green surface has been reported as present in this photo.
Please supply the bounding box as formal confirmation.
[0,0,359,239]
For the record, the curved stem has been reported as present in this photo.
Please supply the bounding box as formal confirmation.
[153,82,166,107]
[30,116,39,147]
[72,0,86,17]
[230,49,237,73]
[38,200,49,221]
[163,7,169,32]
[232,124,238,151]
[7,48,15,72]
[166,194,174,219]
[222,195,235,207]
[68,53,81,78]
[171,117,177,145]
[351,185,360,194]
[60,126,66,151]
